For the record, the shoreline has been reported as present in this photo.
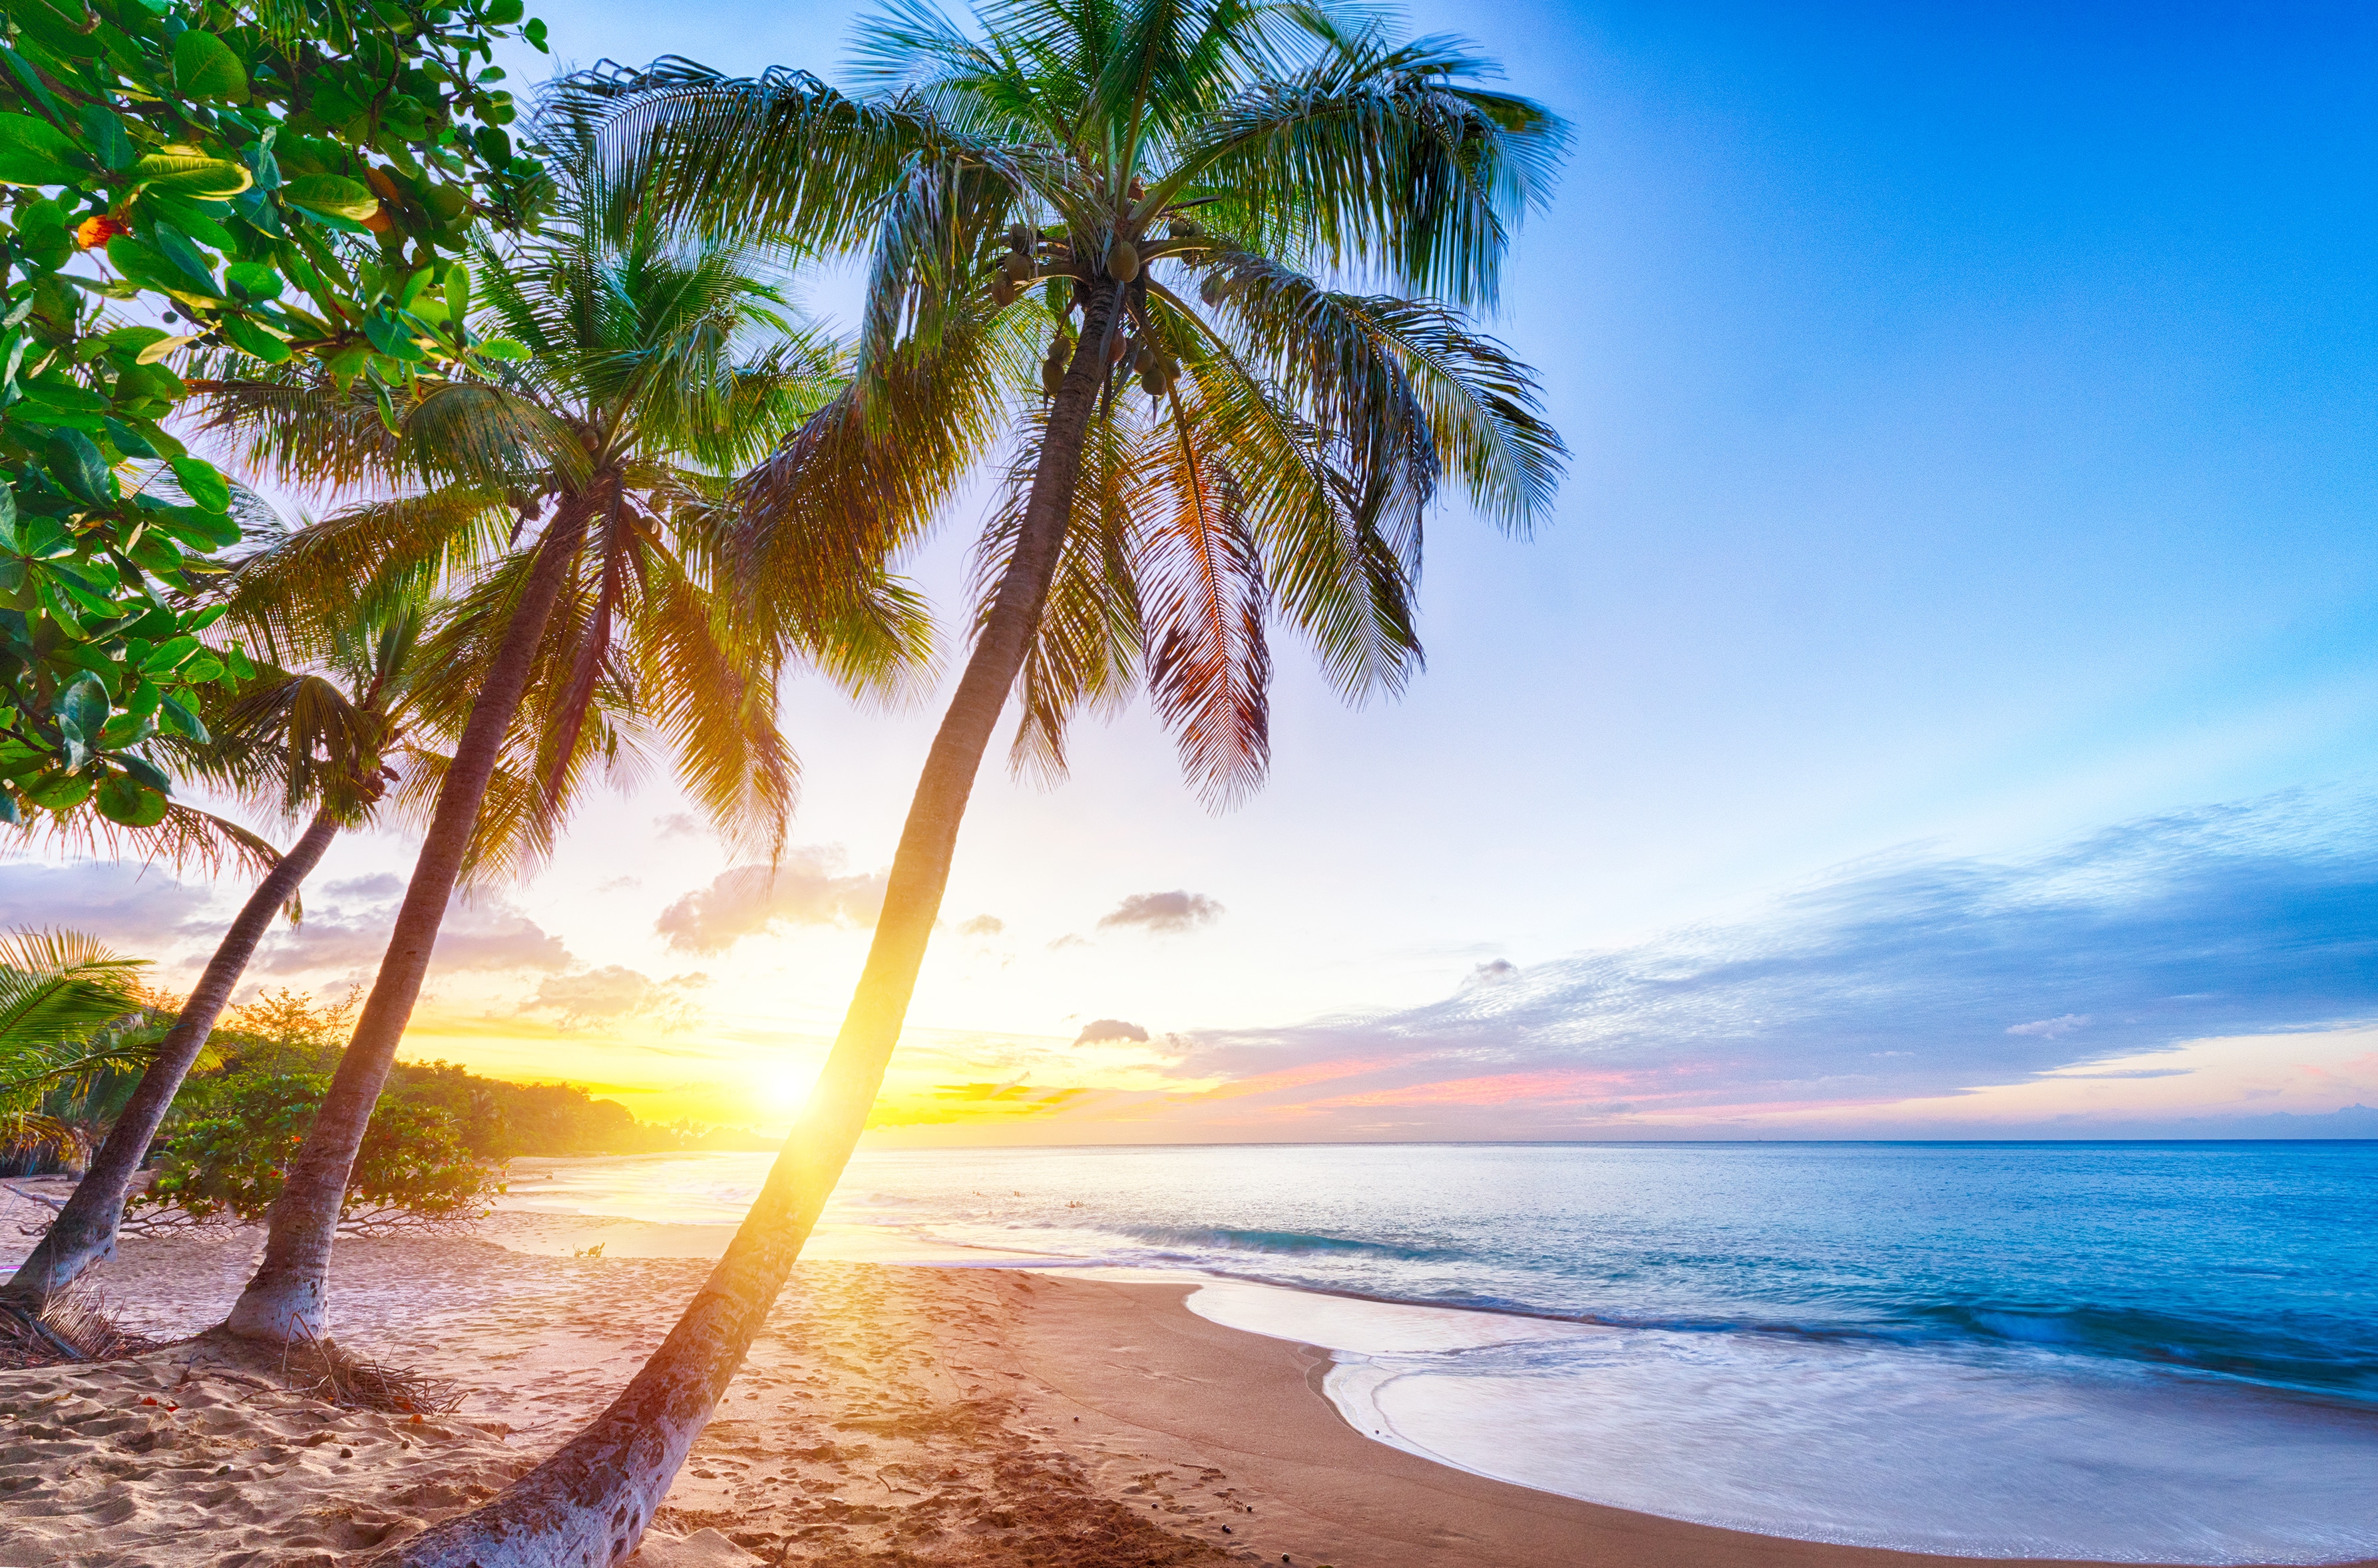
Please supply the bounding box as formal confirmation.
[0,1194,2370,1567]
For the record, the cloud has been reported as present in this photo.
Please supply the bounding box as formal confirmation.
[2007,1014,2090,1038]
[253,882,572,977]
[0,862,216,951]
[1461,958,1519,990]
[653,813,704,839]
[1047,934,1091,952]
[524,966,708,1028]
[1097,890,1224,934]
[1074,1018,1150,1046]
[956,914,1005,938]
[655,848,886,955]
[1159,781,2378,1137]
[323,873,406,900]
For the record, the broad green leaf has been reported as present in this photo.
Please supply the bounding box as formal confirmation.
[171,31,250,103]
[281,173,377,220]
[167,456,232,513]
[79,104,134,171]
[224,260,283,299]
[55,670,108,742]
[95,772,168,827]
[131,146,254,198]
[220,312,293,363]
[23,770,93,811]
[156,693,209,743]
[45,429,110,503]
[0,113,81,187]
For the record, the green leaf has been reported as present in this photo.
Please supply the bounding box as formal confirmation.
[79,104,134,172]
[106,234,221,303]
[167,456,232,513]
[96,771,168,827]
[45,428,111,503]
[156,693,209,743]
[130,146,255,198]
[0,112,82,187]
[224,260,282,300]
[23,769,93,811]
[142,635,199,672]
[154,507,242,550]
[116,751,170,793]
[475,336,530,361]
[171,30,250,104]
[220,311,293,363]
[148,224,220,294]
[55,670,108,742]
[102,416,160,459]
[281,173,378,221]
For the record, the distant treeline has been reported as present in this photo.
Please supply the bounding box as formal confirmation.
[3,988,774,1179]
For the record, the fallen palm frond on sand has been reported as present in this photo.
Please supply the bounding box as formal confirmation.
[0,1282,157,1368]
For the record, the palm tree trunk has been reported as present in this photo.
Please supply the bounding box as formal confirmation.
[380,282,1127,1568]
[0,810,339,1307]
[222,498,592,1345]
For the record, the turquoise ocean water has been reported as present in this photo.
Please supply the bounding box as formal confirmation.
[512,1141,2378,1563]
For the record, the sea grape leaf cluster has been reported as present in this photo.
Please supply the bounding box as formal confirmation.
[0,0,550,829]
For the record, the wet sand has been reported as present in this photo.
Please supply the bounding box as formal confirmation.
[0,1185,2362,1568]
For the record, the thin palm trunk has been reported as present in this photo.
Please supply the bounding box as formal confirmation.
[0,810,339,1306]
[381,282,1124,1568]
[223,499,594,1344]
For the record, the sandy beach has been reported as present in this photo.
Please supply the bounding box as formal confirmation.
[0,1174,2363,1568]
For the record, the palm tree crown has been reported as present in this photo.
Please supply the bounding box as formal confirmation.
[586,0,1565,801]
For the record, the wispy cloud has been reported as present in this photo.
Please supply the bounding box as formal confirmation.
[1097,890,1223,934]
[1146,783,2378,1137]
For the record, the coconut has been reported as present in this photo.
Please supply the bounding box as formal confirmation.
[1167,216,1201,239]
[1107,239,1141,282]
[1132,343,1157,374]
[1109,333,1131,365]
[1042,359,1066,395]
[991,275,1020,307]
[1007,222,1032,254]
[1140,367,1165,397]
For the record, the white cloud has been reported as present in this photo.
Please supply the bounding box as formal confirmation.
[655,848,886,955]
[2007,1014,2091,1038]
[1097,890,1224,934]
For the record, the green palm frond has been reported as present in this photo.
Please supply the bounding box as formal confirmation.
[576,0,1564,814]
[0,930,148,1062]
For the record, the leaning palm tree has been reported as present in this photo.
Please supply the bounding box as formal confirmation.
[185,143,926,1346]
[2,582,495,1303]
[389,3,1565,1559]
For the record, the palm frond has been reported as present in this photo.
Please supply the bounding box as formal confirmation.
[0,930,149,1061]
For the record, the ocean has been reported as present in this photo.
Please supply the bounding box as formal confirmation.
[503,1141,2378,1563]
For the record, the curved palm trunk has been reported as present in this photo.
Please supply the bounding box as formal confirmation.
[222,500,592,1344]
[382,283,1125,1568]
[0,810,339,1307]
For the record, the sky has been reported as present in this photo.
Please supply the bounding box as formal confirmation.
[5,0,2375,1141]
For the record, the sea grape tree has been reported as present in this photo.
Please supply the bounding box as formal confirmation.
[0,0,548,829]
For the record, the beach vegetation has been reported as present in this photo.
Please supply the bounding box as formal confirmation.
[0,0,549,822]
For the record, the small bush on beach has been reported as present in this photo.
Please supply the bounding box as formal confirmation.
[138,1068,498,1228]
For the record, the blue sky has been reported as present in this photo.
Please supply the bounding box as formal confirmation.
[7,0,2373,1135]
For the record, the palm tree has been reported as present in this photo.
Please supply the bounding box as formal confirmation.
[388,3,1565,1559]
[1,583,473,1303]
[0,930,152,1168]
[185,140,927,1346]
